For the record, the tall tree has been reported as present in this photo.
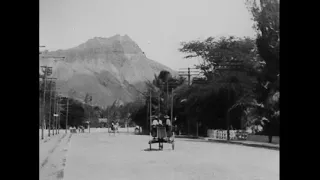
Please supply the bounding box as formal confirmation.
[179,36,259,134]
[246,0,279,83]
[243,0,279,142]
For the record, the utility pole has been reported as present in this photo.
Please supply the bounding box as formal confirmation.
[196,120,199,138]
[52,88,59,136]
[166,80,169,114]
[39,55,65,139]
[171,88,173,124]
[178,67,200,86]
[48,80,52,137]
[87,95,93,133]
[66,97,69,133]
[149,91,152,136]
[158,93,160,118]
[89,96,91,133]
[227,87,230,141]
[178,67,200,135]
[41,66,47,140]
[56,96,59,135]
[39,45,45,133]
[59,96,61,134]
[56,95,61,135]
[126,106,130,133]
[53,90,56,136]
[216,59,244,141]
[48,80,53,137]
[47,78,57,137]
[188,67,190,86]
[40,66,52,140]
[146,101,149,134]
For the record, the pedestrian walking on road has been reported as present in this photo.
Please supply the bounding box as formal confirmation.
[165,115,172,140]
[111,122,115,131]
[116,122,119,133]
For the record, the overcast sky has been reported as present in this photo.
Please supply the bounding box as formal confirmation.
[40,0,256,71]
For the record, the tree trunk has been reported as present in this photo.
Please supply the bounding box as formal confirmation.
[267,122,273,143]
[268,135,273,143]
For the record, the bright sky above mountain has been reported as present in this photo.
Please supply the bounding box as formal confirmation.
[40,0,256,71]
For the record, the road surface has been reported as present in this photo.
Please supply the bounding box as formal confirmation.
[40,128,279,180]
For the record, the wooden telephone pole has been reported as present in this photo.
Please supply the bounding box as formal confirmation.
[178,67,200,135]
[40,66,52,140]
[56,96,60,134]
[149,91,152,136]
[39,55,65,139]
[47,78,57,137]
[66,97,69,134]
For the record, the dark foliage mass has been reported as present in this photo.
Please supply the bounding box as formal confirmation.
[129,0,279,141]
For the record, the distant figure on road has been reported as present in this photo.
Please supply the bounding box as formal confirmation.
[116,122,119,133]
[70,126,76,133]
[134,126,140,134]
[111,122,115,131]
[165,115,172,138]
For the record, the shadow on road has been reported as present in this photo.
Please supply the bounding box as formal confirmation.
[142,148,173,152]
[178,139,208,143]
[143,148,162,152]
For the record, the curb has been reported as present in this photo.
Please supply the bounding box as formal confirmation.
[206,138,279,150]
[40,133,65,144]
[175,135,204,139]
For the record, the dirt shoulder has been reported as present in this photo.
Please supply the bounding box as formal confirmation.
[40,133,72,180]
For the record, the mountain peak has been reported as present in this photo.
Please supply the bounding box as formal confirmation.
[42,35,176,106]
[121,34,133,41]
[77,34,141,54]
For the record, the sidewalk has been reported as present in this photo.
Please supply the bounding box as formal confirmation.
[39,133,66,168]
[39,129,64,144]
[175,135,279,150]
[205,138,279,150]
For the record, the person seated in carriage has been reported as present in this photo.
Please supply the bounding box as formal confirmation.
[151,117,159,138]
[158,118,163,126]
[164,115,171,129]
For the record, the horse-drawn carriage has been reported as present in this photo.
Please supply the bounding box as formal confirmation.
[108,122,119,135]
[147,91,176,150]
[148,126,174,150]
[148,114,175,150]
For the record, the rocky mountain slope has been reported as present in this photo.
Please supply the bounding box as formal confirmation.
[39,34,176,106]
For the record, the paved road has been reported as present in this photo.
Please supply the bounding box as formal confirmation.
[62,132,279,180]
